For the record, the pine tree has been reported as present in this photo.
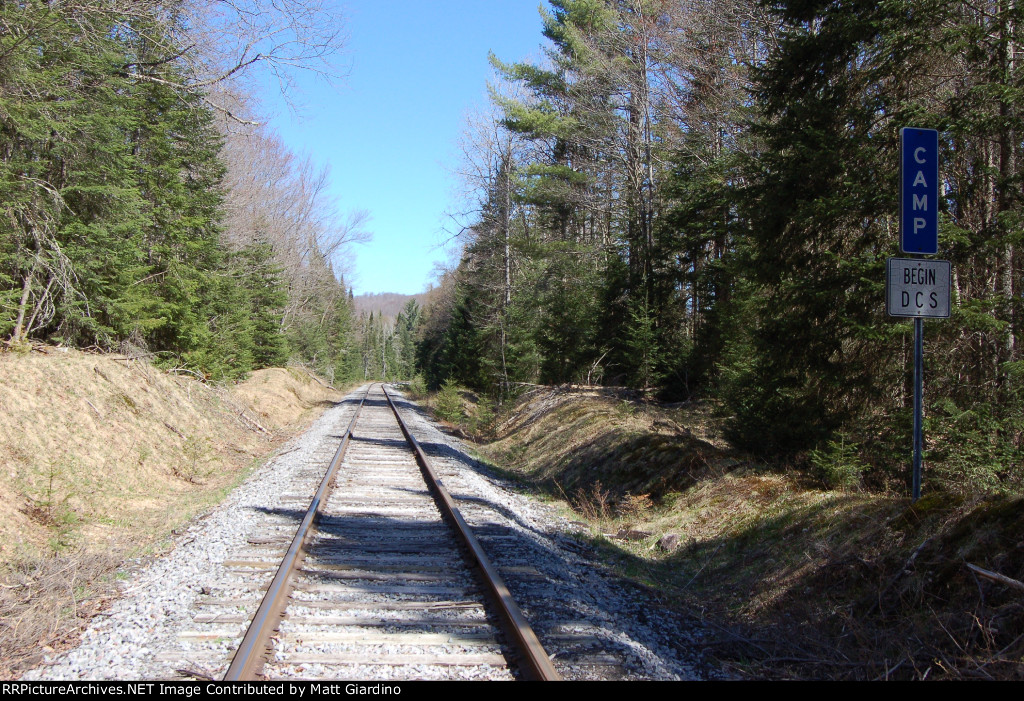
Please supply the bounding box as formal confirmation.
[719,0,956,461]
[720,0,905,454]
[1,3,150,346]
[235,240,289,369]
[394,299,421,380]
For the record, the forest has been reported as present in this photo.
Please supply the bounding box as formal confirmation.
[2,0,1021,495]
[0,0,401,385]
[416,0,1024,495]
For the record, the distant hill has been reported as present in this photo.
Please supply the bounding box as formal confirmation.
[353,291,432,320]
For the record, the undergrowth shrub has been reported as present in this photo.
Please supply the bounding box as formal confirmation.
[809,434,865,491]
[574,480,612,521]
[23,451,79,554]
[927,398,1024,494]
[618,492,654,521]
[465,397,495,439]
[434,379,465,423]
[406,375,428,399]
[177,434,212,483]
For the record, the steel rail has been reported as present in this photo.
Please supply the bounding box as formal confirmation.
[382,384,561,681]
[224,385,369,681]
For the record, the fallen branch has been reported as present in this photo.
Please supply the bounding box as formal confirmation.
[683,541,726,589]
[175,668,216,682]
[965,563,1024,593]
[756,657,866,668]
[274,445,301,459]
[209,386,269,434]
[869,536,934,614]
[697,620,774,658]
[167,367,207,382]
[298,367,333,390]
[236,409,268,434]
[112,352,160,362]
[163,421,185,439]
[875,658,906,681]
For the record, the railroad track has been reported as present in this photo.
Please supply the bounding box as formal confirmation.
[24,383,701,681]
[215,383,558,681]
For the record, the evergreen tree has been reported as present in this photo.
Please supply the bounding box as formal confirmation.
[720,0,919,455]
[0,4,288,380]
[235,240,289,369]
[1,3,148,346]
[394,299,421,380]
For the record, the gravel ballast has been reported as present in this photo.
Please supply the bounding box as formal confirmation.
[23,384,712,681]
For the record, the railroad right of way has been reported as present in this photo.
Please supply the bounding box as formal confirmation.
[22,384,709,681]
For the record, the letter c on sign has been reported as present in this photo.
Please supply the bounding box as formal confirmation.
[915,147,927,164]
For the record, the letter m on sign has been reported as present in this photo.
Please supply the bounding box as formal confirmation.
[900,127,939,254]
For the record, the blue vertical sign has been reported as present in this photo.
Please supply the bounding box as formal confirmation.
[900,127,939,254]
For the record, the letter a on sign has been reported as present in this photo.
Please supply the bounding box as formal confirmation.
[900,127,939,254]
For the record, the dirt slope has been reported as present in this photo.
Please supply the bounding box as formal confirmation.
[0,348,346,675]
[0,349,342,558]
[471,385,1024,680]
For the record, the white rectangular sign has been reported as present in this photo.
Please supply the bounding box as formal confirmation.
[887,258,951,318]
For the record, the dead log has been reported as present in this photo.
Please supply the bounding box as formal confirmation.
[966,563,1024,593]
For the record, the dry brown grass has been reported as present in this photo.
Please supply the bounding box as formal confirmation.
[0,348,347,677]
[0,549,124,678]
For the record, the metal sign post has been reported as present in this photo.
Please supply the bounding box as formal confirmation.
[884,256,946,497]
[913,317,923,501]
[886,257,950,501]
[894,127,942,502]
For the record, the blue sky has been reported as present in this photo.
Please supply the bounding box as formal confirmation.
[262,1,547,295]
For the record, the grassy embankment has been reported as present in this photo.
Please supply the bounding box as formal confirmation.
[414,382,1024,680]
[0,347,349,676]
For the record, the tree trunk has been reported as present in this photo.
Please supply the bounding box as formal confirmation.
[11,252,40,344]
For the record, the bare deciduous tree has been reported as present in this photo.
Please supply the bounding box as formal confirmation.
[218,117,370,332]
[99,0,349,120]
